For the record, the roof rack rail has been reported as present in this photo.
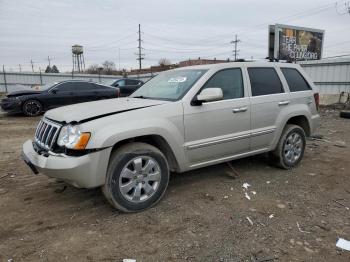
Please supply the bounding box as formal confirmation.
[265,57,293,63]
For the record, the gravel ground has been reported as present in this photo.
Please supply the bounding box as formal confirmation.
[0,108,349,262]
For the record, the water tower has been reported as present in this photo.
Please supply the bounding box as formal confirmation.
[72,44,85,72]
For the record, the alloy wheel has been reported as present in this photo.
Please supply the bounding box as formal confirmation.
[283,132,303,165]
[118,156,161,203]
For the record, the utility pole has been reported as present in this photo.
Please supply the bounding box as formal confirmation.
[136,24,144,71]
[231,34,241,61]
[3,65,8,93]
[118,48,121,71]
[18,64,22,72]
[30,59,34,72]
[47,56,51,67]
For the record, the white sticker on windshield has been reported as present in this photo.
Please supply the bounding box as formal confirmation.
[168,76,187,83]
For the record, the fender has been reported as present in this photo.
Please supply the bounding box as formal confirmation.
[270,103,312,150]
[81,102,189,171]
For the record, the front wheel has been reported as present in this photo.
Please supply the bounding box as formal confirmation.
[22,99,43,116]
[102,142,169,212]
[270,124,306,169]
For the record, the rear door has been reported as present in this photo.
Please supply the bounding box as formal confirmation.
[90,83,117,100]
[67,82,96,104]
[184,67,251,165]
[74,83,116,102]
[247,66,291,150]
[280,67,317,114]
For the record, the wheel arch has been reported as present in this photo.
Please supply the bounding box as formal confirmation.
[271,113,311,150]
[285,115,311,136]
[110,134,180,172]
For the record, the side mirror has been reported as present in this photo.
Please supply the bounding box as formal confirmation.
[193,88,223,105]
[114,84,119,87]
[51,88,58,94]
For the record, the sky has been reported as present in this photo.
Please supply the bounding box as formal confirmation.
[0,0,349,72]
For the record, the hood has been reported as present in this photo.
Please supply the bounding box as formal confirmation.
[7,90,42,97]
[45,97,170,123]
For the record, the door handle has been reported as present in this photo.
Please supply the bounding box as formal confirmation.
[278,101,290,106]
[232,107,248,113]
[306,99,313,104]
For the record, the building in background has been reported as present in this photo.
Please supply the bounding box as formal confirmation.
[178,57,230,67]
[299,56,350,104]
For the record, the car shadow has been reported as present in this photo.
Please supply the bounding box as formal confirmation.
[53,153,272,213]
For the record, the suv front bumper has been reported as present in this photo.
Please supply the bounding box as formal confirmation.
[22,140,112,188]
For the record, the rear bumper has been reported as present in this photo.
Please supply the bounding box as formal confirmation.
[310,114,321,135]
[22,139,112,188]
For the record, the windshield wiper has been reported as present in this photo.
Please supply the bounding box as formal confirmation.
[132,95,148,99]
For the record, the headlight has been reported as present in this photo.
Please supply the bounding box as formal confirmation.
[57,124,90,150]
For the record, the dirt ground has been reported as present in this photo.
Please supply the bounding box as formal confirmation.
[0,108,349,262]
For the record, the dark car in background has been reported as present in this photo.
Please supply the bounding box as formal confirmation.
[0,80,120,116]
[108,78,144,97]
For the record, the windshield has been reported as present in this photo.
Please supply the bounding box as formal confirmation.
[131,69,207,101]
[105,79,118,86]
[39,82,59,91]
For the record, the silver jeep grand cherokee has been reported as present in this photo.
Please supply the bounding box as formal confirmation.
[22,62,320,212]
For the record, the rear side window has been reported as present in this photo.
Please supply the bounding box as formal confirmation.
[75,82,95,91]
[281,68,311,92]
[55,82,73,91]
[248,68,284,96]
[202,68,244,100]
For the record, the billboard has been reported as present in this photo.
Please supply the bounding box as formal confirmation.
[268,24,324,61]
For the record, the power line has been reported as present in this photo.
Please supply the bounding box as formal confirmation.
[143,38,230,52]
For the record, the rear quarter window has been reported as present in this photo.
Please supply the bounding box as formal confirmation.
[247,68,284,96]
[281,68,311,92]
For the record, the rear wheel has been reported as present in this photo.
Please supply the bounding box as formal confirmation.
[270,124,306,169]
[102,142,169,212]
[22,99,42,116]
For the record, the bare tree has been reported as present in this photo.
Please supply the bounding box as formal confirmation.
[86,64,100,74]
[102,60,116,74]
[158,58,171,67]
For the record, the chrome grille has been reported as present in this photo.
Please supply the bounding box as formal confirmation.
[34,118,61,150]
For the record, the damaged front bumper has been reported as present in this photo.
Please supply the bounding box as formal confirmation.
[22,139,112,188]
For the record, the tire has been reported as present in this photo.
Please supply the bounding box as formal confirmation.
[270,124,306,169]
[102,142,170,212]
[340,111,350,119]
[22,99,43,117]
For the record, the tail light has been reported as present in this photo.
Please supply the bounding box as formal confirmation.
[314,93,319,111]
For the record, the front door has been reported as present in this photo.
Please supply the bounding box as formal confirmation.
[47,82,76,108]
[183,68,251,166]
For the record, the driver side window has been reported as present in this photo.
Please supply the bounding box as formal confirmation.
[202,68,244,100]
[55,82,76,92]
